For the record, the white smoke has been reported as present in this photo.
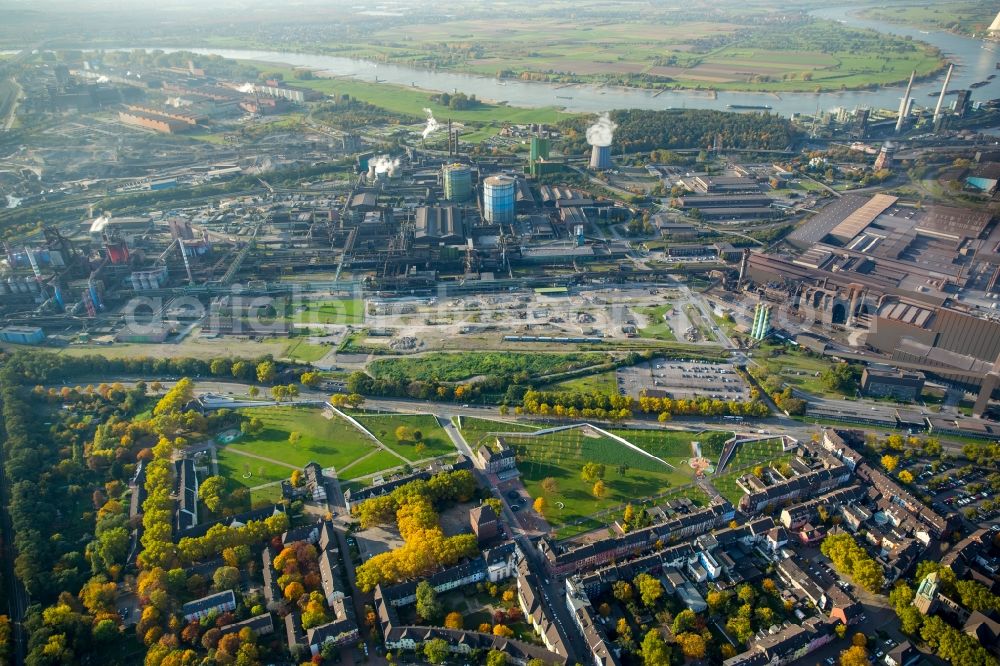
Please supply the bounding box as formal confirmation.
[421,108,440,139]
[237,82,256,94]
[96,76,109,83]
[586,112,616,147]
[370,155,400,175]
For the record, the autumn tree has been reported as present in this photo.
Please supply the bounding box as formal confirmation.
[444,611,463,629]
[533,497,547,514]
[256,360,276,384]
[581,462,606,482]
[541,477,558,494]
[840,646,869,666]
[635,573,663,608]
[592,479,607,499]
[198,475,227,513]
[641,629,671,666]
[881,455,899,472]
[677,632,707,659]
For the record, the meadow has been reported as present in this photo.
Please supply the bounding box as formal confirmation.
[352,413,457,460]
[220,406,388,475]
[504,426,702,536]
[367,351,610,383]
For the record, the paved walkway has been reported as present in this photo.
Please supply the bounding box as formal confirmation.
[223,447,299,470]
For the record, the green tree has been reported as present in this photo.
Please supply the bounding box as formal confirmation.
[423,638,449,664]
[213,566,241,591]
[485,650,507,666]
[415,581,441,623]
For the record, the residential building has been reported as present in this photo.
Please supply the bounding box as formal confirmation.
[478,437,517,474]
[182,590,236,622]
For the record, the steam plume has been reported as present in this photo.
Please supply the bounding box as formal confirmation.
[369,155,400,176]
[237,82,256,94]
[586,112,616,147]
[422,108,441,139]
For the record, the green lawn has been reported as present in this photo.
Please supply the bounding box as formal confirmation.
[249,484,285,507]
[283,338,331,363]
[456,416,541,449]
[353,413,457,460]
[711,444,794,506]
[216,448,291,489]
[610,429,733,469]
[757,344,841,398]
[723,437,787,471]
[548,370,618,394]
[244,62,571,124]
[340,449,405,479]
[637,304,677,341]
[291,298,366,325]
[224,406,387,473]
[504,426,696,534]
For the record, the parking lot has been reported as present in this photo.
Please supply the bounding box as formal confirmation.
[616,360,751,401]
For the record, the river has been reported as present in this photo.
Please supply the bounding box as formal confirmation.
[29,5,1000,118]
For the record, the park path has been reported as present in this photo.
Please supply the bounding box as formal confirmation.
[337,448,381,475]
[224,447,300,470]
[328,405,413,465]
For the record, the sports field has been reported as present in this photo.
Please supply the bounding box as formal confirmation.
[353,413,457,460]
[504,426,698,535]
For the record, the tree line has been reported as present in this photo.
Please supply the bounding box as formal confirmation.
[516,389,770,421]
[559,109,795,155]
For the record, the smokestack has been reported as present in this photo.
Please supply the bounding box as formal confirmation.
[895,70,915,134]
[933,64,954,125]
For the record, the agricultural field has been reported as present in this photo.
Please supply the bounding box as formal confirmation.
[504,426,698,535]
[859,2,994,36]
[222,406,388,473]
[311,8,945,93]
[353,413,456,460]
[455,416,541,448]
[368,351,609,383]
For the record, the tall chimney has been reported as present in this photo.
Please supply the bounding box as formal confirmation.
[895,70,915,134]
[933,64,954,125]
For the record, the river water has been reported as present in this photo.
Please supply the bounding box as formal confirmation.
[180,6,1000,118]
[22,5,1000,118]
